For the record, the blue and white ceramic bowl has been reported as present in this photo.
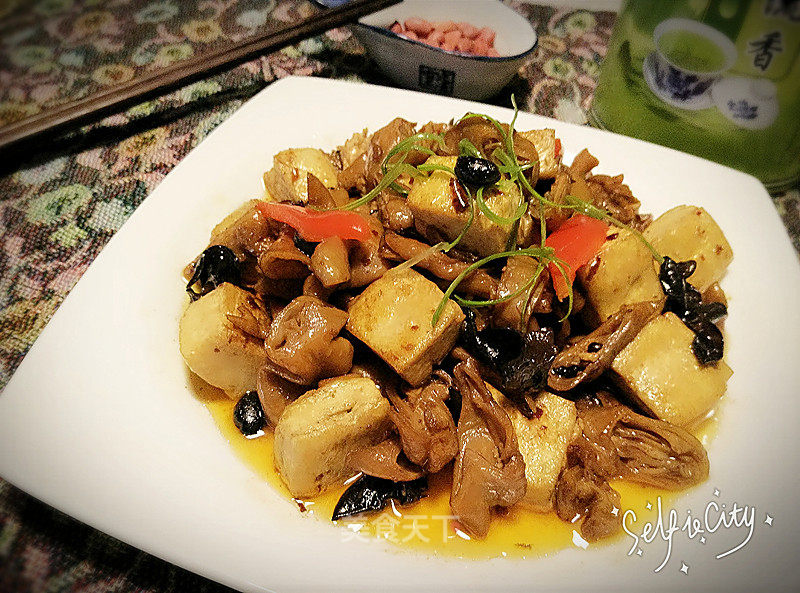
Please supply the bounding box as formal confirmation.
[351,0,537,101]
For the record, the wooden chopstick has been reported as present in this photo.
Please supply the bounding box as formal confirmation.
[0,0,399,152]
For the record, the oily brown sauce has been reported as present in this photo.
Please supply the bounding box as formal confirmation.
[191,375,717,559]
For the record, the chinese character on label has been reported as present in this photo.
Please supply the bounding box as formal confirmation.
[748,31,783,70]
[763,0,800,21]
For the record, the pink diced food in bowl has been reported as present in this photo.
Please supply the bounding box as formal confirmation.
[387,18,499,57]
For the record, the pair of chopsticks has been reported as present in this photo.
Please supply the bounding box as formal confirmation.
[0,0,399,153]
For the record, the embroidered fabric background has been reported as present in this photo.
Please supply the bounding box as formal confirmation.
[0,1,797,592]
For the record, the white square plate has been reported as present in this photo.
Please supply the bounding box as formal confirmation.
[1,77,799,592]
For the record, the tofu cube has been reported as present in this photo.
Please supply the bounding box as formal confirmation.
[517,128,561,178]
[346,268,465,386]
[611,313,733,427]
[643,205,733,292]
[179,283,267,397]
[578,228,664,322]
[492,387,578,512]
[263,148,340,204]
[273,376,391,497]
[407,156,520,257]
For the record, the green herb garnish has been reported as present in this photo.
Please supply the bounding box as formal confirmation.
[431,246,560,326]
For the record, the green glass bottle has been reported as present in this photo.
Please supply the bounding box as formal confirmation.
[589,0,800,193]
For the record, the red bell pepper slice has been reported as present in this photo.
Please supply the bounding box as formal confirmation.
[256,202,372,243]
[545,214,608,300]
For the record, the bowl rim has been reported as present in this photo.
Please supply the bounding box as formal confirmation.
[352,21,538,62]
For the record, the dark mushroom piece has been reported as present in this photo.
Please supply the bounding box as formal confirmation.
[233,391,266,437]
[460,310,557,418]
[332,474,428,521]
[659,256,727,365]
[455,156,501,189]
[186,245,242,300]
[547,300,661,392]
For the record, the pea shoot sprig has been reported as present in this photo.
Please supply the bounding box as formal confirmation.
[431,246,563,325]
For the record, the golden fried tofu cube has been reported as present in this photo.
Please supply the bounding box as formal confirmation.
[274,376,391,497]
[346,268,465,386]
[611,313,732,427]
[263,148,340,204]
[406,156,520,257]
[578,228,664,323]
[517,128,562,178]
[179,283,267,397]
[493,387,578,512]
[644,205,733,292]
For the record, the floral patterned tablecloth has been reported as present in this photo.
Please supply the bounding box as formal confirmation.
[0,1,797,592]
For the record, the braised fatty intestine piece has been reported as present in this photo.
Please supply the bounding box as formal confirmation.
[450,355,527,538]
[530,168,571,231]
[264,296,353,385]
[383,232,496,298]
[379,196,415,232]
[548,301,661,392]
[573,393,709,489]
[311,236,350,287]
[554,464,621,542]
[387,379,458,473]
[301,274,333,301]
[566,149,642,226]
[225,293,271,341]
[568,148,600,179]
[443,117,503,158]
[348,436,425,482]
[256,367,305,425]
[336,128,369,171]
[338,118,419,193]
[348,215,390,287]
[493,255,552,329]
[306,173,337,210]
[258,233,312,280]
[586,173,641,225]
[208,200,274,260]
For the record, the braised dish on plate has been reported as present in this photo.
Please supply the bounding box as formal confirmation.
[178,104,733,544]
